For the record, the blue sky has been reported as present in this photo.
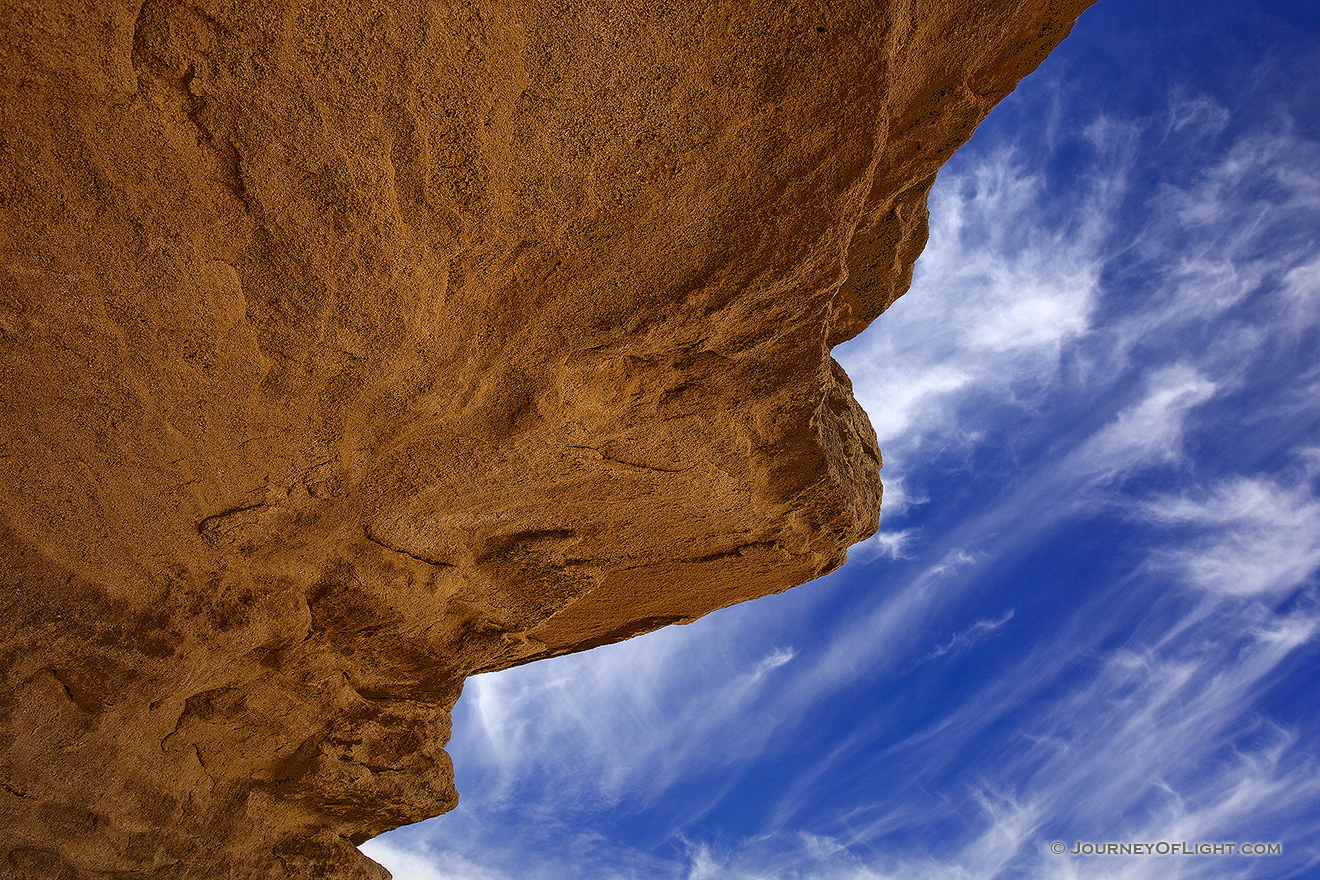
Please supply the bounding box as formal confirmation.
[363,2,1320,877]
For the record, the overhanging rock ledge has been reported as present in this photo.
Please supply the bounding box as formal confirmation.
[0,0,1094,876]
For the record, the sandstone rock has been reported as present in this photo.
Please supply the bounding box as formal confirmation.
[0,0,1094,876]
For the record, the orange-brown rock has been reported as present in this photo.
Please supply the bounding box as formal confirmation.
[0,0,1094,876]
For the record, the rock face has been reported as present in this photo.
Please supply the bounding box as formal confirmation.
[0,0,1093,876]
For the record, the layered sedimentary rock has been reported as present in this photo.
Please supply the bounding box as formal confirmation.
[0,0,1094,876]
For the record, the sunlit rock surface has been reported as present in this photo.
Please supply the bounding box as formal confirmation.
[0,0,1093,875]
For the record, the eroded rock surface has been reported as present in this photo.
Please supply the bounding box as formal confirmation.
[1,0,1093,876]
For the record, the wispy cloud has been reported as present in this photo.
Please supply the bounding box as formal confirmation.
[750,646,797,680]
[849,529,916,562]
[360,840,509,880]
[671,587,1320,880]
[1107,124,1320,364]
[1166,91,1232,137]
[1279,256,1320,326]
[1066,363,1217,484]
[875,473,925,520]
[1141,477,1320,596]
[926,610,1015,660]
[835,140,1115,457]
[449,613,811,820]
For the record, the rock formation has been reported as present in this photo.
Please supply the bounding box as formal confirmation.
[0,0,1094,876]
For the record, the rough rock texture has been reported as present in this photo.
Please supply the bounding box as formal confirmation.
[0,0,1094,876]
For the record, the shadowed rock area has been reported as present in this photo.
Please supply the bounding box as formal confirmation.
[0,0,1094,876]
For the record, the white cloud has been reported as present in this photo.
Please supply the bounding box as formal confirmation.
[1298,447,1320,480]
[1068,363,1217,483]
[928,550,980,577]
[927,610,1015,660]
[448,610,815,819]
[1279,256,1320,325]
[849,529,915,562]
[876,473,925,520]
[857,365,973,447]
[1166,93,1231,137]
[750,646,797,680]
[359,840,512,880]
[836,145,1110,456]
[1141,477,1320,596]
[677,589,1320,880]
[1109,128,1320,359]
